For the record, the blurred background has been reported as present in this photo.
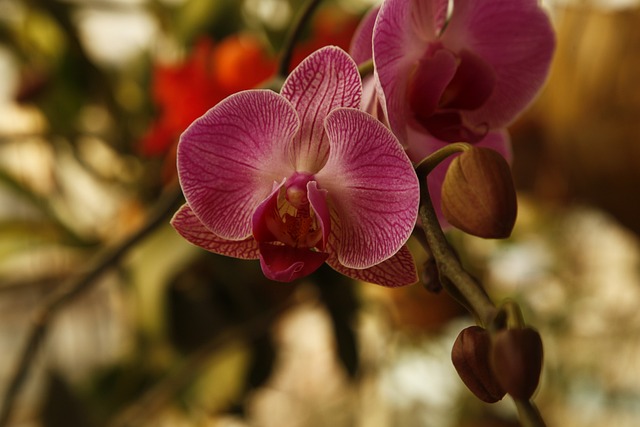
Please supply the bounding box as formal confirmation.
[0,0,639,426]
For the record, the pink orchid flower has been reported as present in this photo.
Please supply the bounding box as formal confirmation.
[351,0,554,219]
[171,46,420,287]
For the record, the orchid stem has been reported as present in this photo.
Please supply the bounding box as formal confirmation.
[417,158,547,427]
[0,186,184,427]
[277,0,322,78]
[358,58,374,78]
[418,182,496,327]
[515,399,548,427]
[414,142,471,176]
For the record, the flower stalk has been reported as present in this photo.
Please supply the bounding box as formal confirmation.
[417,146,546,427]
[415,142,472,177]
[418,179,496,327]
[277,0,323,78]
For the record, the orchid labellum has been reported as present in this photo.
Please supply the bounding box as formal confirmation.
[171,46,419,287]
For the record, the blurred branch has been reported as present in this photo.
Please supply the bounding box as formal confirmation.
[107,297,294,427]
[417,179,547,427]
[0,168,94,246]
[277,0,322,78]
[0,185,184,427]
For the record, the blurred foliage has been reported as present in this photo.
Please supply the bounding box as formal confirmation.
[1,0,640,426]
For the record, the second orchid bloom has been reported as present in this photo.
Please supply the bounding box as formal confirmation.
[171,47,420,287]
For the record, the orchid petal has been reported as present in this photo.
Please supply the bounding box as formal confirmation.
[252,179,285,243]
[373,0,449,145]
[178,90,298,241]
[349,6,379,64]
[258,243,329,282]
[317,108,419,268]
[442,0,555,128]
[327,245,417,287]
[409,48,458,121]
[171,204,260,259]
[280,46,362,173]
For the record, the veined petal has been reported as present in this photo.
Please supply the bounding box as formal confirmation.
[411,0,450,37]
[178,90,298,240]
[317,108,419,269]
[171,204,260,259]
[280,46,362,173]
[258,243,329,282]
[327,245,418,287]
[373,0,449,145]
[442,0,555,128]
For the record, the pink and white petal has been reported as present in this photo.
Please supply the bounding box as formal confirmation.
[360,76,378,114]
[171,204,260,259]
[327,245,418,287]
[477,128,512,162]
[280,46,362,173]
[411,0,450,38]
[373,0,450,145]
[258,243,329,282]
[178,90,298,241]
[349,6,379,65]
[316,108,419,269]
[252,179,285,243]
[442,0,555,128]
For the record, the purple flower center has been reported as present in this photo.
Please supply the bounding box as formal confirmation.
[407,43,496,143]
[252,172,331,282]
[257,172,327,251]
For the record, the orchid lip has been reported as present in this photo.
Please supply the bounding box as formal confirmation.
[254,173,329,252]
[407,45,496,143]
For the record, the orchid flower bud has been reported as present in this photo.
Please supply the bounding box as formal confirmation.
[490,327,544,400]
[441,147,517,238]
[452,326,506,403]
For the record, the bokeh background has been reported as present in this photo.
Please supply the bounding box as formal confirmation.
[1,0,639,426]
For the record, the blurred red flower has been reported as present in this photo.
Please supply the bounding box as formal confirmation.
[140,8,360,182]
[140,34,275,158]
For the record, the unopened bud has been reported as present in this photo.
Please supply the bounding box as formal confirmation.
[490,327,543,400]
[452,326,506,403]
[441,147,517,239]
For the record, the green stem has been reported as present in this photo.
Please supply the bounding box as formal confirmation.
[501,299,526,330]
[414,142,471,176]
[358,58,374,79]
[418,182,496,327]
[515,399,547,427]
[277,0,322,78]
[417,154,547,427]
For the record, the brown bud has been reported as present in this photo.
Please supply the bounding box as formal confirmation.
[441,147,517,239]
[452,326,506,403]
[490,327,543,400]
